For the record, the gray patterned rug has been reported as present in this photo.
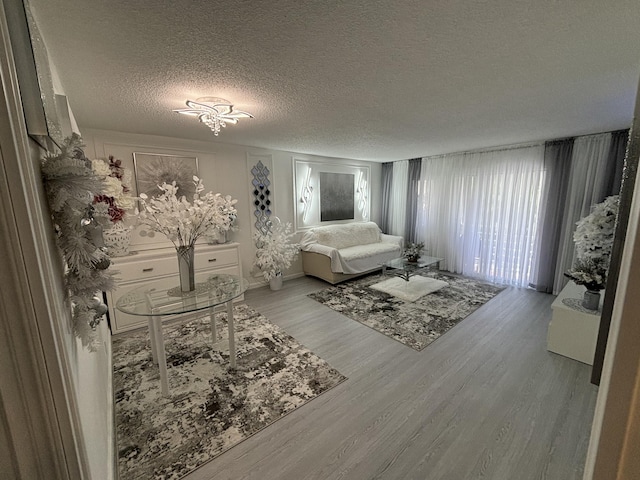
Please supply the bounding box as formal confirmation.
[113,304,347,480]
[308,271,506,351]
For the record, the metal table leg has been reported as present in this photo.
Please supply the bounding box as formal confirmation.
[144,293,158,364]
[151,314,169,396]
[147,315,158,364]
[227,300,236,368]
[208,290,217,343]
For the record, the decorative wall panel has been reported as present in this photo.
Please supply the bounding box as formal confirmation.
[294,159,370,230]
[251,160,272,234]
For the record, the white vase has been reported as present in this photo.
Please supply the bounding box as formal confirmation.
[582,289,601,310]
[269,273,283,291]
[103,222,133,257]
[205,228,227,244]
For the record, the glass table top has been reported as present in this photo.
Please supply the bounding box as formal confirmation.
[116,273,249,317]
[383,255,443,271]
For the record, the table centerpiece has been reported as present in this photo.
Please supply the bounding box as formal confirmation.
[137,176,238,292]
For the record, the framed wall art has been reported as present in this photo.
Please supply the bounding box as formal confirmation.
[319,172,355,221]
[133,153,199,199]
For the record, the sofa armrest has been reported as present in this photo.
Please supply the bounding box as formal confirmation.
[301,243,336,257]
[381,233,404,249]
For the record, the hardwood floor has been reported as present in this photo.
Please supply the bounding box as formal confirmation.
[184,275,598,480]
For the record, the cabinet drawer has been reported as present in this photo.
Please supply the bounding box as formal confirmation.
[194,247,238,270]
[114,256,177,282]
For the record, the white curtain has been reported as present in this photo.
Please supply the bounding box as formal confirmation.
[415,145,545,287]
[552,133,612,293]
[388,160,408,237]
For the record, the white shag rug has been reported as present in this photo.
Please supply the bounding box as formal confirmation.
[370,276,448,302]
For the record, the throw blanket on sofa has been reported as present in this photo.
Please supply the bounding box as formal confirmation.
[313,222,382,250]
[301,222,403,274]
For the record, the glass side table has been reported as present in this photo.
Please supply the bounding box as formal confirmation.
[116,272,249,396]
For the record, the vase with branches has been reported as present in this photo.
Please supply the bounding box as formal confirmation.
[253,218,300,290]
[137,176,238,291]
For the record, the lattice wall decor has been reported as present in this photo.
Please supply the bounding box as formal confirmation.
[251,161,272,234]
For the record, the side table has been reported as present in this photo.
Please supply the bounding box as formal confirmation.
[116,273,249,396]
[547,281,602,365]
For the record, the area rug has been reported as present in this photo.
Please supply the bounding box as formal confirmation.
[308,271,505,351]
[113,304,347,480]
[370,275,449,302]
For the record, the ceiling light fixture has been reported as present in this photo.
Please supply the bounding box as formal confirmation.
[173,97,253,136]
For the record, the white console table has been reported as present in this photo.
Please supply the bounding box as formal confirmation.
[547,281,602,365]
[106,243,242,334]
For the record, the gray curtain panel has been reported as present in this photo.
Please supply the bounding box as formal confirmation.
[604,129,629,199]
[533,129,628,293]
[533,138,574,293]
[404,158,422,243]
[380,162,393,233]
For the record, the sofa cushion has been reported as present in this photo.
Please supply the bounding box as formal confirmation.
[339,242,401,262]
[312,222,381,250]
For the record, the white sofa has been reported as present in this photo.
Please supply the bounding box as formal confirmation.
[300,222,403,284]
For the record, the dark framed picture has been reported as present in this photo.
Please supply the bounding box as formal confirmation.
[133,153,199,200]
[320,172,355,221]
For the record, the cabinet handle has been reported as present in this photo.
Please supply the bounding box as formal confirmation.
[208,258,217,262]
[142,268,154,272]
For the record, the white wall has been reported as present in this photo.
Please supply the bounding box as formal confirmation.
[82,128,383,287]
[16,14,116,478]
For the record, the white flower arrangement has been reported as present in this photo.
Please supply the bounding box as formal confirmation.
[572,195,618,261]
[253,218,300,282]
[566,258,608,291]
[565,195,619,291]
[92,156,136,224]
[137,176,238,249]
[403,242,424,261]
[41,133,115,348]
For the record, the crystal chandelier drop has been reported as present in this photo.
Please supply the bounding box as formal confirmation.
[173,97,253,136]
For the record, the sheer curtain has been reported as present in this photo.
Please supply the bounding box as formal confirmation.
[415,145,545,287]
[552,133,612,293]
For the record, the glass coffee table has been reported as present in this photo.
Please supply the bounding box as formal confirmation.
[381,255,443,282]
[116,272,249,396]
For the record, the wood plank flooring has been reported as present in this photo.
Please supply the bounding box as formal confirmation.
[184,276,598,480]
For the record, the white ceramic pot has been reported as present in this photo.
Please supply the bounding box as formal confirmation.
[269,273,283,291]
[582,289,601,310]
[103,222,133,257]
[205,229,227,244]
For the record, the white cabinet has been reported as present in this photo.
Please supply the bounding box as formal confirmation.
[106,243,242,334]
[547,281,602,365]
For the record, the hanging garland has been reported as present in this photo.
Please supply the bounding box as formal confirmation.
[41,133,115,348]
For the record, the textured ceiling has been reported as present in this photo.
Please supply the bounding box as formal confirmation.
[26,0,640,162]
